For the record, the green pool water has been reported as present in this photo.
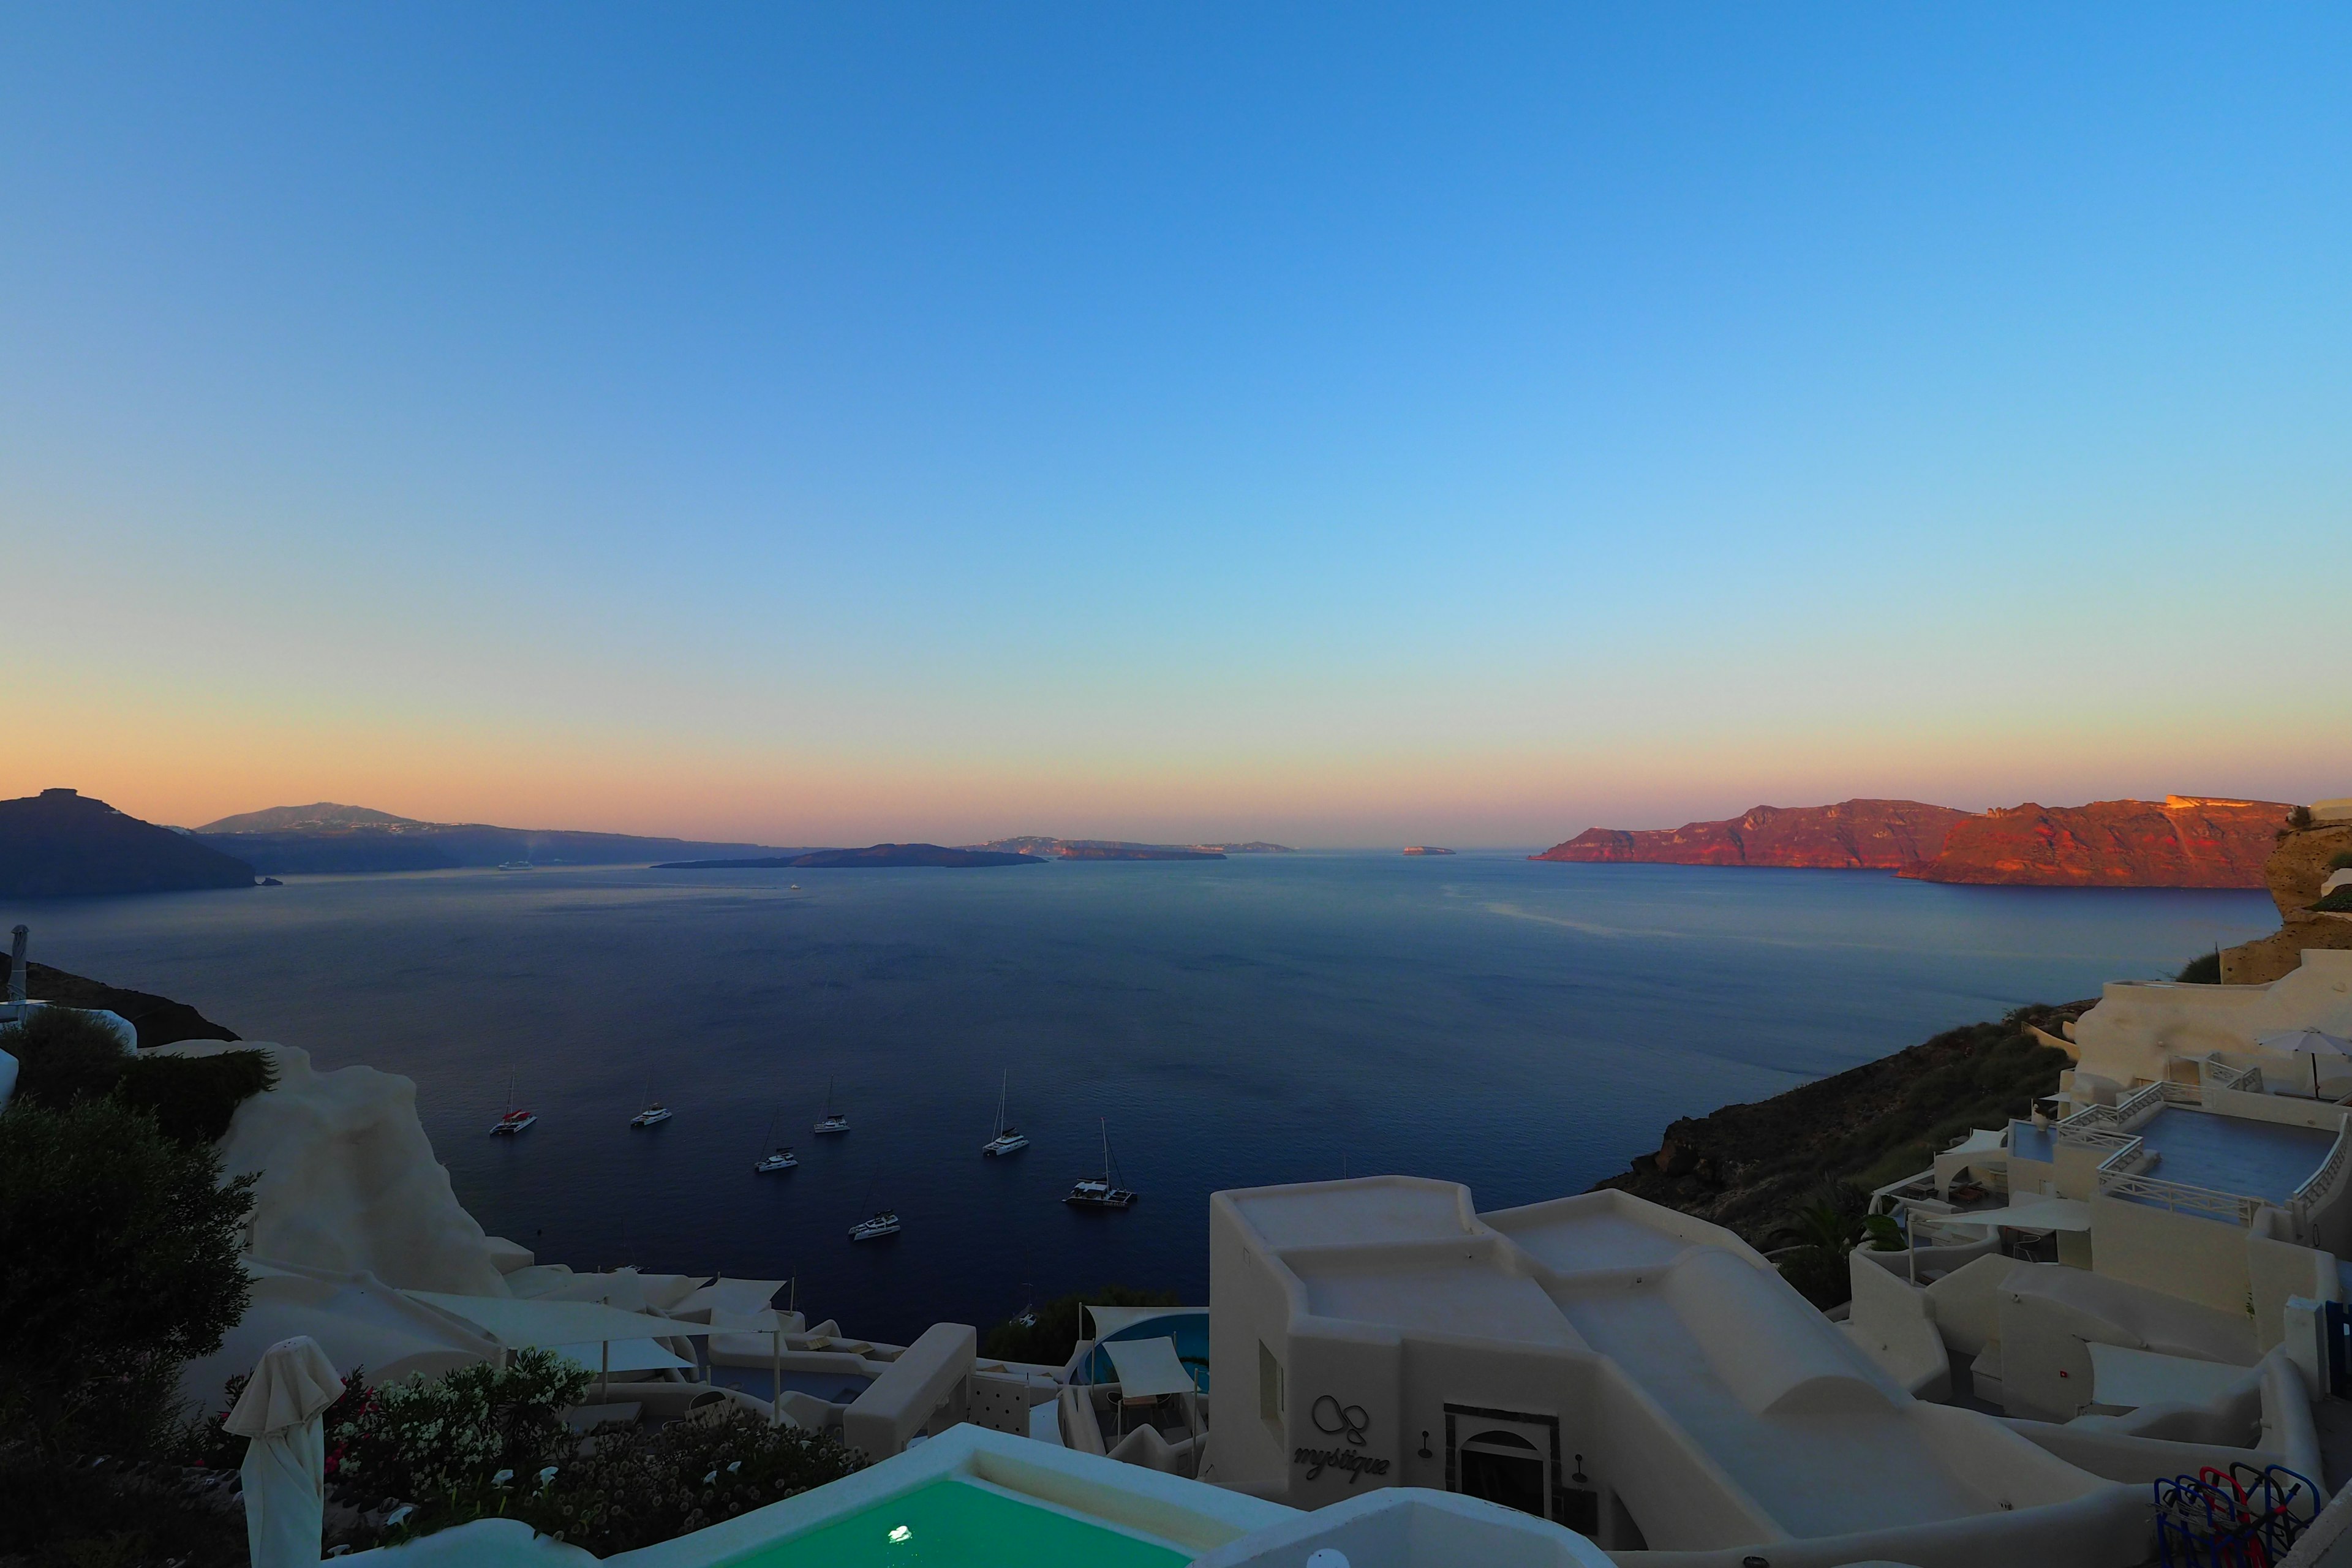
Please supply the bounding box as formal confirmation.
[722,1476,1191,1568]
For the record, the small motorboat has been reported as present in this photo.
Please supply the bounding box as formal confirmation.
[496,860,535,871]
[815,1076,851,1134]
[630,1102,673,1128]
[981,1070,1028,1158]
[1064,1119,1137,1208]
[848,1211,901,1242]
[755,1145,799,1174]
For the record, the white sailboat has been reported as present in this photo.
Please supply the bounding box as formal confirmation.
[981,1071,1029,1158]
[630,1079,672,1128]
[754,1107,797,1173]
[814,1076,851,1135]
[1064,1118,1136,1208]
[848,1210,901,1241]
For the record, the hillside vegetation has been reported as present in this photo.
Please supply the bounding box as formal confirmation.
[1593,1002,2090,1246]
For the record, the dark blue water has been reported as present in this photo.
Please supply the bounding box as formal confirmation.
[6,854,2276,1343]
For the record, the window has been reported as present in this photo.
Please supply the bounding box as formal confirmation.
[1259,1341,1284,1425]
[1460,1428,1547,1517]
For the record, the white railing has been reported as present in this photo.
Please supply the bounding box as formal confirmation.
[2201,1058,2264,1095]
[2290,1123,2352,1243]
[2101,1174,2267,1227]
[2159,1081,2204,1105]
[2060,1081,2166,1139]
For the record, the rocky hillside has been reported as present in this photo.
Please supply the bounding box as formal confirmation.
[1902,796,2290,888]
[1593,1002,2089,1245]
[2218,815,2352,984]
[0,790,255,897]
[1535,800,1973,870]
[2,954,240,1047]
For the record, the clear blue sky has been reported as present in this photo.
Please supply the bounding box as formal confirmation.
[4,5,2348,844]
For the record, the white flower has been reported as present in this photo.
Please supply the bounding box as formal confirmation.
[492,1469,514,1487]
[702,1469,718,1485]
[538,1466,559,1487]
[726,1460,741,1474]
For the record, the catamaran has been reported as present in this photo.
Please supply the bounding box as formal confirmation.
[491,1070,536,1135]
[981,1071,1029,1158]
[1064,1118,1137,1208]
[753,1107,797,1172]
[814,1076,851,1135]
[848,1210,900,1241]
[630,1101,672,1128]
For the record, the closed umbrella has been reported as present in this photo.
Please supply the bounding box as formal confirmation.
[226,1336,344,1568]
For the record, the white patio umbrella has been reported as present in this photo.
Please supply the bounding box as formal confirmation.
[225,1335,344,1568]
[2257,1029,2352,1098]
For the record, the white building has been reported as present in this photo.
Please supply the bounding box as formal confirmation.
[1205,1175,2144,1568]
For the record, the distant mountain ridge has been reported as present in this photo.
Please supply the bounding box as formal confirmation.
[1535,794,2294,888]
[1,789,256,897]
[968,836,1292,859]
[190,800,793,873]
[661,843,1044,870]
[194,802,426,834]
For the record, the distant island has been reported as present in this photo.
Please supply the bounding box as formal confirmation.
[659,843,1046,870]
[1533,795,2292,888]
[969,837,1292,860]
[190,801,802,873]
[1401,846,1455,856]
[1,789,256,897]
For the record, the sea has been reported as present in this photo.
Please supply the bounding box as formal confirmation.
[5,853,2279,1344]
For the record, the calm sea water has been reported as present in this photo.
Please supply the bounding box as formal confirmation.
[6,854,2276,1343]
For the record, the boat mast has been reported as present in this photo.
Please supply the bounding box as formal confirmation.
[996,1071,1008,1137]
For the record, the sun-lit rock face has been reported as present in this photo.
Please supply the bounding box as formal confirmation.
[162,1041,511,1295]
[1534,799,1971,869]
[1903,796,2292,888]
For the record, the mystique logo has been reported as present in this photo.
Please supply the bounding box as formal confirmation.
[1293,1395,1390,1484]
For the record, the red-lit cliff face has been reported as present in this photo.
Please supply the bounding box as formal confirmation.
[1532,800,1973,870]
[1900,797,2292,888]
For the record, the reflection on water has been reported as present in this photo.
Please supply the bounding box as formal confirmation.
[5,854,2274,1342]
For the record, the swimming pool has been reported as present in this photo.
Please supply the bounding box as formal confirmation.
[720,1476,1188,1567]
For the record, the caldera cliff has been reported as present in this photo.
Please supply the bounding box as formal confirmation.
[1536,799,1972,870]
[1898,796,2291,888]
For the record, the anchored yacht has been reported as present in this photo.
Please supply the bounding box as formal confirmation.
[848,1211,901,1242]
[981,1071,1029,1157]
[630,1102,673,1128]
[755,1145,798,1173]
[815,1076,851,1135]
[491,1107,537,1136]
[1064,1119,1137,1208]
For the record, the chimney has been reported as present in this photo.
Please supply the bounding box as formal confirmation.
[7,926,26,1005]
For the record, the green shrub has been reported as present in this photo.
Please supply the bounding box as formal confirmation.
[4,1006,134,1109]
[981,1284,1181,1365]
[1777,1247,1852,1311]
[511,1408,864,1553]
[2315,887,2352,914]
[1,1008,273,1144]
[0,1097,255,1461]
[2329,851,2352,872]
[2176,951,2223,983]
[334,1349,590,1515]
[116,1051,277,1143]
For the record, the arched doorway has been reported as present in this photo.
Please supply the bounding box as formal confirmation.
[1458,1428,1546,1517]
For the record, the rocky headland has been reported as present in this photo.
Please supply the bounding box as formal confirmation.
[970,836,1279,859]
[2217,812,2352,983]
[1537,794,2294,888]
[1898,796,2292,888]
[1537,799,1972,870]
[0,789,256,897]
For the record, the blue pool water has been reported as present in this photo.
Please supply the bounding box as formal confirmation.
[5,852,2275,1343]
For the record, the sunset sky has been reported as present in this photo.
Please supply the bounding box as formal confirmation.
[6,6,2348,846]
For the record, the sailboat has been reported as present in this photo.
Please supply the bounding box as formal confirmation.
[490,1069,536,1136]
[848,1210,901,1241]
[981,1071,1029,1158]
[754,1107,797,1173]
[630,1079,672,1128]
[814,1076,851,1135]
[1063,1118,1137,1208]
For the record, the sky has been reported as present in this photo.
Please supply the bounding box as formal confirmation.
[4,6,2348,848]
